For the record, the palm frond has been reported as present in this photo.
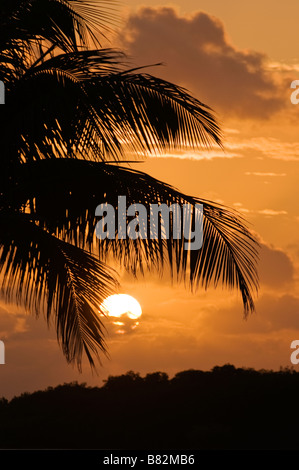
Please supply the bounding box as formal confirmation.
[12,160,258,315]
[0,0,118,83]
[0,209,118,368]
[0,0,117,52]
[1,50,222,166]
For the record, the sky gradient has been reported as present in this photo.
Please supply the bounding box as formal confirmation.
[0,1,298,399]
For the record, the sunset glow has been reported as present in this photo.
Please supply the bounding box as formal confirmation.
[100,294,142,320]
[1,0,299,405]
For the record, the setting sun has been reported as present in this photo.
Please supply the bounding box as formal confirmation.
[100,294,142,320]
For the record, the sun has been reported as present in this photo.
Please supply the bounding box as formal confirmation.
[100,294,142,320]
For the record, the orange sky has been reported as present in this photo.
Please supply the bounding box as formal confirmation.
[1,1,299,399]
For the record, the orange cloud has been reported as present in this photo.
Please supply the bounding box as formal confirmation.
[122,7,289,119]
[257,243,294,289]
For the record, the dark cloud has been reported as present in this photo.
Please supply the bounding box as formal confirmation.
[122,7,288,119]
[259,294,299,330]
[195,291,299,335]
[258,243,294,288]
[0,305,29,338]
[102,313,141,337]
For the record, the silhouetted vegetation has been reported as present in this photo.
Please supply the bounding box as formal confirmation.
[0,364,298,449]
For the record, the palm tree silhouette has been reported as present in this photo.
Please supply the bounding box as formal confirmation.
[0,0,258,369]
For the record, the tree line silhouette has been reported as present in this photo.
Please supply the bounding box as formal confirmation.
[0,364,298,449]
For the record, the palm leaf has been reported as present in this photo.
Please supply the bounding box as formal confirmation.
[1,49,222,167]
[0,209,118,368]
[0,0,118,83]
[12,159,258,315]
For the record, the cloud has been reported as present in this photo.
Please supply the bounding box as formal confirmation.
[232,203,289,218]
[226,137,299,161]
[0,304,29,338]
[259,294,299,331]
[147,149,241,160]
[245,172,286,177]
[122,7,289,119]
[257,243,294,288]
[101,313,141,337]
[195,291,299,338]
[257,209,288,216]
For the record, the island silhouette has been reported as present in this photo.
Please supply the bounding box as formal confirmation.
[0,364,298,450]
